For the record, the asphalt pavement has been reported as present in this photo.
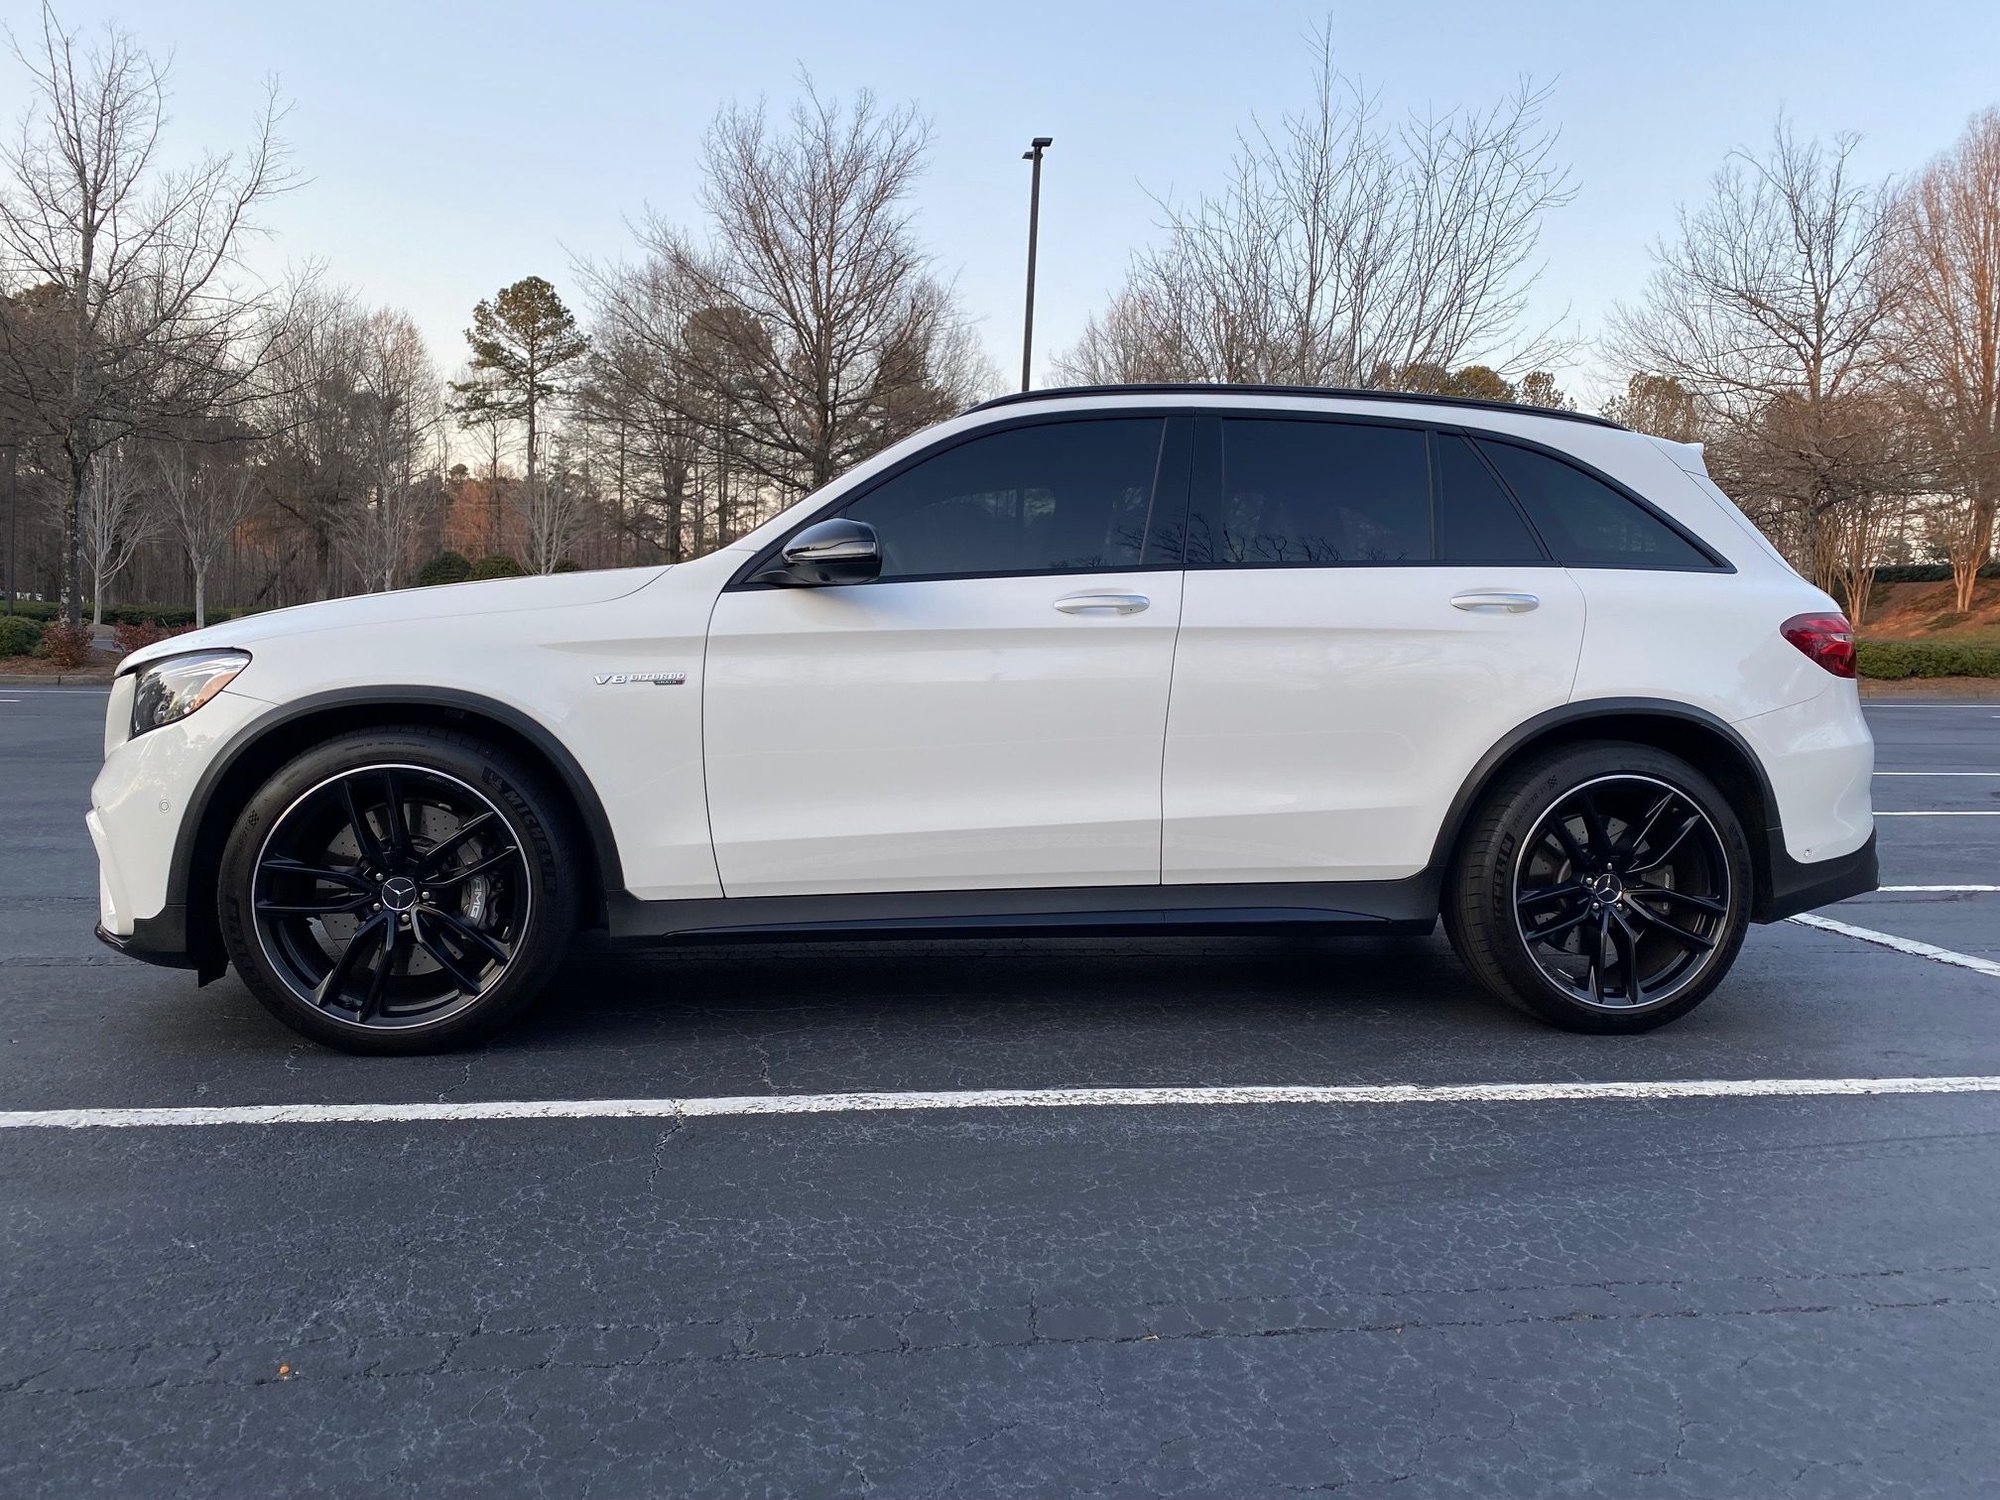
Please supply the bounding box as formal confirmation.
[3,686,1999,1497]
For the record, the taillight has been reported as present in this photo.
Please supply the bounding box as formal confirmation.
[1781,612,1856,678]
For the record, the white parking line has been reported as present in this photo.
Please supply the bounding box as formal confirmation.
[6,1075,2000,1131]
[1878,885,2000,893]
[1874,771,2000,777]
[1789,913,2000,978]
[1873,811,2000,817]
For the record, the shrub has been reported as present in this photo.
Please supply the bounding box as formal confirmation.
[552,558,583,574]
[102,604,202,628]
[0,616,43,657]
[466,554,526,581]
[1872,563,2000,584]
[1857,640,2000,680]
[417,550,473,587]
[112,620,194,654]
[36,622,96,671]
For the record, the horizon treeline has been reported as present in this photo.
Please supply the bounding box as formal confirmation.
[1,10,1995,631]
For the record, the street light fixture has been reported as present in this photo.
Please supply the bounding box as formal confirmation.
[1020,136,1052,392]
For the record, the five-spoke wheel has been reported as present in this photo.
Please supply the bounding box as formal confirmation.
[1445,742,1751,1032]
[219,729,577,1053]
[251,765,531,1028]
[1511,774,1731,1010]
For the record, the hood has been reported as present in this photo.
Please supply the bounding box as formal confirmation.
[117,565,673,675]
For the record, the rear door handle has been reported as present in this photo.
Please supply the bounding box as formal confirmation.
[1054,592,1150,616]
[1450,591,1540,614]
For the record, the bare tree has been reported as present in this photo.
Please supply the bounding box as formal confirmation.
[524,432,586,573]
[344,309,441,590]
[77,435,151,623]
[1057,26,1574,388]
[1890,108,2000,613]
[646,81,983,499]
[152,439,256,627]
[1610,122,1908,597]
[0,5,296,627]
[1603,372,1705,442]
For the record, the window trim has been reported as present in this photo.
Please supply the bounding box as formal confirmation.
[1429,428,1553,566]
[724,408,1198,591]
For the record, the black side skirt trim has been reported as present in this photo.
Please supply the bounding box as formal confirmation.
[608,879,1439,942]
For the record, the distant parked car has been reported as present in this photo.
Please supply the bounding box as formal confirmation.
[90,384,1875,1052]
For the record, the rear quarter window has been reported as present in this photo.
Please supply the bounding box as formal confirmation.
[1476,439,1717,569]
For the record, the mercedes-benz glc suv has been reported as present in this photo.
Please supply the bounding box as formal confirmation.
[89,384,1876,1052]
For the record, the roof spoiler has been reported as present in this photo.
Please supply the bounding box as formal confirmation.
[1648,436,1710,475]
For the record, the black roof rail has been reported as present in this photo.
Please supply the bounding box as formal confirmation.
[966,382,1626,430]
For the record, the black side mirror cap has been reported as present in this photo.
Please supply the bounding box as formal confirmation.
[753,517,883,587]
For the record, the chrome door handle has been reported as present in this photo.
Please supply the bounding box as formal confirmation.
[1450,591,1540,614]
[1054,592,1150,616]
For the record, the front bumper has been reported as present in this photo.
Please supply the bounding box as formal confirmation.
[94,908,198,969]
[89,685,269,963]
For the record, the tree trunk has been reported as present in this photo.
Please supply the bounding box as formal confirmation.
[1954,484,1995,615]
[193,566,207,630]
[58,459,86,630]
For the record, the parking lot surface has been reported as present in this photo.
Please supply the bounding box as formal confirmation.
[4,687,1999,1497]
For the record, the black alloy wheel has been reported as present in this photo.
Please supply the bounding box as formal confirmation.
[1444,741,1752,1033]
[219,728,577,1053]
[1511,773,1731,1010]
[252,764,530,1027]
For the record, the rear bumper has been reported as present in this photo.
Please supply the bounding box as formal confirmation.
[1754,830,1878,923]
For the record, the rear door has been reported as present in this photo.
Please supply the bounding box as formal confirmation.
[704,414,1192,897]
[1162,416,1587,884]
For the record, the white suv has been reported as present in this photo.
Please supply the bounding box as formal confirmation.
[89,385,1876,1053]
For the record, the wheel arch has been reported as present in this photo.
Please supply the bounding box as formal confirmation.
[1432,698,1781,914]
[173,687,623,980]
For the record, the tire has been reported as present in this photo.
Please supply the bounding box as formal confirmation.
[1443,740,1752,1033]
[218,727,580,1054]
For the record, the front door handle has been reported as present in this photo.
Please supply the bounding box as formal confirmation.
[1054,592,1150,616]
[1450,591,1540,614]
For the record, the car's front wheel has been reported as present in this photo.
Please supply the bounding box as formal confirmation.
[1444,741,1752,1032]
[217,728,579,1054]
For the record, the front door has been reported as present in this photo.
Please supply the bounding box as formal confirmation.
[704,414,1192,898]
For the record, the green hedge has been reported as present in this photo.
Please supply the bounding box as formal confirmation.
[416,550,473,587]
[0,616,43,656]
[1858,640,2000,679]
[4,601,256,626]
[466,555,526,581]
[1873,563,2000,583]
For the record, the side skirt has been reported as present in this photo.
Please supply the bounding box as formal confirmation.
[607,879,1440,944]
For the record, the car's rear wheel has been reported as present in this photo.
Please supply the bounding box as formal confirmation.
[217,728,579,1054]
[1444,741,1752,1032]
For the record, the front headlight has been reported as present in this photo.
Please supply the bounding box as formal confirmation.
[129,650,250,738]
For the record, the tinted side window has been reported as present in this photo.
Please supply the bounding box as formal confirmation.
[1190,419,1431,565]
[1476,439,1714,568]
[839,419,1166,580]
[1435,434,1546,564]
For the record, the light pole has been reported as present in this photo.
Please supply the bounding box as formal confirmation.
[1020,136,1052,392]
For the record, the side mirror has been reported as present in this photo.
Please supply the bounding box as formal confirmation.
[751,517,882,587]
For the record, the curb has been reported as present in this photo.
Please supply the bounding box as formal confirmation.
[0,672,114,686]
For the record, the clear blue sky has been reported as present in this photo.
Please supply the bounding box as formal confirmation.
[13,0,2000,402]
